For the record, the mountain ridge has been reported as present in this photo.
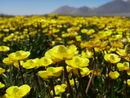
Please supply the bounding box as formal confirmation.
[52,0,130,16]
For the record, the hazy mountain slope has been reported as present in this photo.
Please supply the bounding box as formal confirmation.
[96,0,130,14]
[52,0,130,16]
[53,5,77,15]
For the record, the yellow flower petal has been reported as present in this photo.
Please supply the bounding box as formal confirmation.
[6,86,19,96]
[104,53,121,63]
[21,58,40,69]
[16,84,31,97]
[0,67,5,75]
[47,67,63,77]
[127,79,130,86]
[45,45,78,62]
[0,46,10,52]
[8,50,30,61]
[109,71,120,79]
[0,82,5,89]
[65,56,89,68]
[116,48,126,56]
[117,63,124,71]
[3,57,14,65]
[54,84,67,95]
[39,57,53,67]
[5,84,30,98]
[127,70,130,75]
[38,71,53,79]
[80,67,91,77]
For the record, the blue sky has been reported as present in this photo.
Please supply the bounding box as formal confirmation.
[0,0,112,15]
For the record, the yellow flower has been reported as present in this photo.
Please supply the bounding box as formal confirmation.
[47,67,63,77]
[13,61,20,69]
[3,57,22,69]
[65,56,89,68]
[127,70,130,75]
[125,44,130,54]
[8,50,30,61]
[127,79,130,86]
[39,57,53,67]
[116,48,126,56]
[4,84,30,98]
[54,97,61,98]
[67,45,78,59]
[0,82,5,89]
[104,53,121,63]
[0,46,10,52]
[16,85,31,97]
[3,57,14,65]
[66,66,73,73]
[38,71,53,79]
[81,29,87,33]
[21,58,40,69]
[0,67,5,75]
[3,29,9,33]
[81,51,87,58]
[75,35,81,41]
[85,50,93,58]
[101,30,112,37]
[38,67,63,79]
[109,71,120,79]
[45,45,67,62]
[51,84,67,95]
[108,48,116,53]
[69,79,75,87]
[124,54,130,61]
[80,67,91,77]
[45,45,78,62]
[117,62,129,71]
[86,29,95,35]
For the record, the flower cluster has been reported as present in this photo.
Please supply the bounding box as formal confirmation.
[0,16,130,98]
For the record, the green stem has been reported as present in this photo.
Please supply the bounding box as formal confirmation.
[13,67,17,85]
[50,78,56,97]
[33,70,41,92]
[44,81,53,98]
[85,73,93,94]
[63,62,73,98]
[72,73,78,96]
[85,48,96,95]
[19,61,25,84]
[78,69,86,97]
[9,66,13,85]
[106,63,111,97]
[125,74,128,98]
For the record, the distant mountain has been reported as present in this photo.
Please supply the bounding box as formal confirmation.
[53,6,92,16]
[74,6,92,16]
[53,5,77,15]
[96,0,130,14]
[52,0,130,16]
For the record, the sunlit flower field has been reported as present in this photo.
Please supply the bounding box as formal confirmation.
[0,15,130,98]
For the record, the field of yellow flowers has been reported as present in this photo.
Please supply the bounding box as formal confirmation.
[0,15,130,98]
